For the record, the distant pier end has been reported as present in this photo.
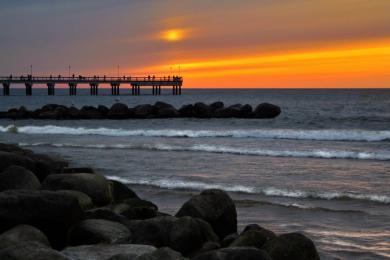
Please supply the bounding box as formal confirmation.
[0,75,183,96]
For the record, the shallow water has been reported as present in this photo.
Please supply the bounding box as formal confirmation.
[1,88,390,259]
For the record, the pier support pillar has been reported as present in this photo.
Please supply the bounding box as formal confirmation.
[158,86,161,95]
[111,83,120,95]
[90,83,99,95]
[25,82,33,96]
[69,83,77,96]
[47,83,55,96]
[179,85,182,95]
[2,83,10,96]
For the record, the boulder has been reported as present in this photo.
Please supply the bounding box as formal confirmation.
[130,216,219,257]
[156,107,179,118]
[169,217,220,256]
[230,229,276,249]
[214,105,242,118]
[176,189,237,240]
[209,102,224,111]
[240,104,253,118]
[68,106,80,118]
[133,104,154,119]
[84,208,132,227]
[137,247,187,260]
[110,180,139,203]
[0,225,50,250]
[112,198,158,220]
[107,103,130,119]
[262,232,320,260]
[56,190,94,210]
[0,241,70,260]
[61,167,95,174]
[0,151,36,173]
[62,244,156,260]
[0,165,41,191]
[0,190,82,249]
[192,247,272,260]
[221,233,238,247]
[28,153,68,181]
[178,104,194,117]
[97,105,109,116]
[193,103,212,118]
[130,216,176,247]
[68,219,131,246]
[153,101,174,110]
[79,106,103,119]
[42,173,112,206]
[253,103,281,118]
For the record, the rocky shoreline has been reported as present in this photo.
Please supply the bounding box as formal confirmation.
[0,143,320,260]
[0,102,281,120]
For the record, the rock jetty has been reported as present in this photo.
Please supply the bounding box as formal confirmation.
[0,143,319,260]
[0,101,281,120]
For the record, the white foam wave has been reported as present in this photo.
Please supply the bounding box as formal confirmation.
[106,176,390,204]
[2,125,390,142]
[18,142,390,161]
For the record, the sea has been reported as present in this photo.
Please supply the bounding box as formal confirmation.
[0,88,389,259]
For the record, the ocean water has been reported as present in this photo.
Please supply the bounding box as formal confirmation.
[1,88,390,259]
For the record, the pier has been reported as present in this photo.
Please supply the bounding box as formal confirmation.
[0,75,183,96]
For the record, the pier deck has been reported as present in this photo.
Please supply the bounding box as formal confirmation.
[0,75,183,96]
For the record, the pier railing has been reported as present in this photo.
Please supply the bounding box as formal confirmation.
[0,75,183,96]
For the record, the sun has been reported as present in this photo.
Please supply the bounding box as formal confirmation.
[162,29,185,42]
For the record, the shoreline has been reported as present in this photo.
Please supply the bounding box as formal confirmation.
[0,142,320,260]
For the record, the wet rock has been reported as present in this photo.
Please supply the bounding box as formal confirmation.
[0,241,70,260]
[28,153,68,181]
[137,247,187,260]
[62,244,156,260]
[56,190,94,210]
[193,102,212,118]
[79,106,103,119]
[0,190,82,249]
[68,219,131,246]
[262,232,320,260]
[98,105,109,116]
[178,104,194,117]
[42,173,112,206]
[209,102,224,111]
[253,103,281,118]
[133,104,155,118]
[62,167,95,174]
[110,180,139,203]
[0,225,50,250]
[176,189,237,240]
[112,198,158,220]
[230,229,276,249]
[0,151,36,173]
[83,208,132,227]
[0,165,41,191]
[108,103,130,119]
[221,233,238,247]
[192,247,272,260]
[169,217,219,256]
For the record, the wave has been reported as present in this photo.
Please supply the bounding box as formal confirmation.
[18,142,390,161]
[2,125,390,142]
[106,175,390,204]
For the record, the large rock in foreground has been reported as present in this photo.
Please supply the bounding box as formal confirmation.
[0,225,50,250]
[262,232,320,260]
[62,244,156,260]
[68,219,131,246]
[192,247,272,260]
[0,190,82,249]
[176,189,237,240]
[0,165,41,191]
[42,173,112,206]
[0,241,70,260]
[130,216,219,257]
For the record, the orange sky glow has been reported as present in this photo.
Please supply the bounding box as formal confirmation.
[1,1,389,88]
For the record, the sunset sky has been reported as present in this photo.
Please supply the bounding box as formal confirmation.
[0,0,389,88]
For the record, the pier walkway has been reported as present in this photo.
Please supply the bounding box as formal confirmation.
[0,75,183,96]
